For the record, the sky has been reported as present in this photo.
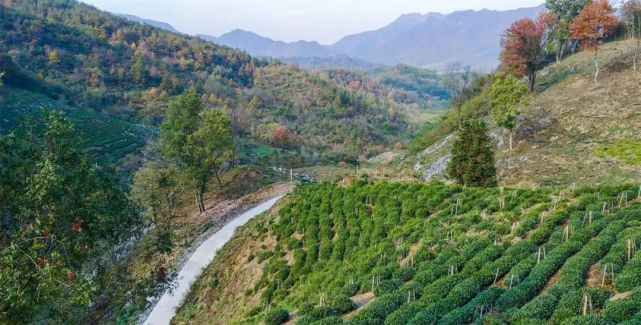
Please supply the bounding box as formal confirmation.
[80,0,543,45]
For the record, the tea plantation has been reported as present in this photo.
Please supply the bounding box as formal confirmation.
[0,87,155,165]
[204,180,641,324]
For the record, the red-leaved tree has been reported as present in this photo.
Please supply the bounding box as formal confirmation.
[571,0,619,83]
[272,125,294,149]
[500,14,549,92]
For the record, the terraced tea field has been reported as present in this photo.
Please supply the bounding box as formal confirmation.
[0,87,155,165]
[178,181,641,324]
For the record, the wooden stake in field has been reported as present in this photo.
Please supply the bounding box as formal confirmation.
[371,276,380,292]
[601,264,615,287]
[537,246,547,264]
[563,225,570,242]
[627,239,637,261]
[581,293,593,316]
[509,274,519,289]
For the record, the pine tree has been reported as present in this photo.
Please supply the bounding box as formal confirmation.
[447,119,497,187]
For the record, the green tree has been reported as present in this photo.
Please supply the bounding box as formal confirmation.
[160,88,233,212]
[488,73,529,150]
[0,111,140,322]
[447,119,497,187]
[623,0,641,72]
[545,0,593,61]
[131,53,146,85]
[132,162,181,253]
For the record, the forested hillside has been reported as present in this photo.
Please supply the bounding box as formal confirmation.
[0,0,437,165]
[174,1,641,324]
[177,181,641,324]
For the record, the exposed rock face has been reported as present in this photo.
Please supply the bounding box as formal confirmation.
[423,155,451,182]
[418,134,454,158]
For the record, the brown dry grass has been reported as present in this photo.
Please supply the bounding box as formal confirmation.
[499,40,641,187]
[172,202,287,325]
[401,40,641,188]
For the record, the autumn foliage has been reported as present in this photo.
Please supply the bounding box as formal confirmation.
[571,0,619,83]
[571,0,618,50]
[500,14,549,91]
[272,125,295,149]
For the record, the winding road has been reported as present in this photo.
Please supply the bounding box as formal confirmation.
[142,195,284,325]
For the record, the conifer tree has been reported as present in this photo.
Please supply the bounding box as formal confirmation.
[447,119,497,187]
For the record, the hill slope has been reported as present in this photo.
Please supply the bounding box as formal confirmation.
[176,181,641,324]
[404,40,641,188]
[0,0,440,165]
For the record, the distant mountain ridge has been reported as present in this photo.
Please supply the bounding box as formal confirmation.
[198,30,332,58]
[199,5,545,71]
[117,14,180,33]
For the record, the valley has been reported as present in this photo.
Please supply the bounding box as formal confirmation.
[2,0,641,324]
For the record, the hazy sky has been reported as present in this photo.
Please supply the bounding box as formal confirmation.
[81,0,543,45]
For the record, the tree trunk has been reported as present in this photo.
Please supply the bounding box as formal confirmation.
[557,39,565,63]
[195,191,205,213]
[635,39,639,74]
[528,67,536,92]
[213,169,223,187]
[594,51,600,84]
[457,104,462,130]
[509,130,513,151]
[194,192,203,212]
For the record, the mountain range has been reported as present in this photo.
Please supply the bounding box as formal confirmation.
[118,14,180,33]
[199,5,545,71]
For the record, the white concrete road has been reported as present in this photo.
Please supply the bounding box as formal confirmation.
[143,196,284,325]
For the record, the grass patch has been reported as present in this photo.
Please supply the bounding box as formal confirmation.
[595,140,641,165]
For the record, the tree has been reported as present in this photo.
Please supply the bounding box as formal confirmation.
[571,0,619,84]
[623,0,641,72]
[447,119,497,187]
[0,111,140,322]
[273,125,294,149]
[48,49,60,65]
[160,88,233,213]
[190,108,234,189]
[545,0,593,61]
[488,73,529,150]
[442,63,475,128]
[131,53,146,85]
[132,162,181,253]
[500,15,548,92]
[0,71,4,87]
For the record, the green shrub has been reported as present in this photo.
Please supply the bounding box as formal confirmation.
[264,308,289,325]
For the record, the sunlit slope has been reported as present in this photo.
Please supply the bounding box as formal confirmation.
[502,40,641,187]
[175,181,641,324]
[407,40,641,188]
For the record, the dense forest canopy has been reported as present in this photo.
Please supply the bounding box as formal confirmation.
[0,0,449,165]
